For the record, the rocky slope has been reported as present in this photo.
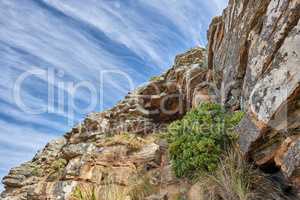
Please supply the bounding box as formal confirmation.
[1,47,210,200]
[1,0,300,199]
[207,0,300,188]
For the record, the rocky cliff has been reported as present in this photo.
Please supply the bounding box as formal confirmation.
[207,0,300,188]
[1,0,299,199]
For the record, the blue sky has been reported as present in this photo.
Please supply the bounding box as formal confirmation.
[0,0,227,190]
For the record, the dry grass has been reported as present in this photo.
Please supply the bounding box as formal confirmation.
[197,148,292,200]
[71,183,128,200]
[71,175,154,200]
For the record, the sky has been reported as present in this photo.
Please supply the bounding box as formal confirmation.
[0,0,227,190]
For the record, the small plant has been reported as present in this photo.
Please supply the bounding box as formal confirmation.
[149,75,163,81]
[31,165,43,177]
[72,185,98,200]
[167,103,244,178]
[47,158,68,181]
[52,158,67,170]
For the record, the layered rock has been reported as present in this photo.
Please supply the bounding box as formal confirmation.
[1,48,209,200]
[207,0,300,189]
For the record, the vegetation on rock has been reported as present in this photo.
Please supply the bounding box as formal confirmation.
[197,148,294,200]
[30,164,43,177]
[149,75,163,81]
[167,103,244,178]
[71,175,154,200]
[47,158,68,181]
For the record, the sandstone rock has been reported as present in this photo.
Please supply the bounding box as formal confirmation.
[279,137,300,186]
[207,0,300,188]
[192,85,212,108]
[174,47,206,67]
[188,182,202,200]
[33,138,67,162]
[145,192,168,200]
[48,181,78,200]
[160,165,177,184]
[130,143,160,165]
[96,145,129,162]
[236,113,266,157]
[2,175,26,188]
[62,143,96,159]
[64,157,85,178]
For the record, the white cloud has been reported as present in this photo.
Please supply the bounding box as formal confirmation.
[0,119,56,150]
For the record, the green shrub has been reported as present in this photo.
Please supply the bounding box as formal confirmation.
[167,103,244,178]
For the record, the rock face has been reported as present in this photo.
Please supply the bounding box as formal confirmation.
[207,0,300,190]
[2,0,300,199]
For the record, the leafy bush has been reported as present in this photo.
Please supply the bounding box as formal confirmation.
[167,103,244,178]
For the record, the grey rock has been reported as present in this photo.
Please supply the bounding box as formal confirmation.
[62,143,96,159]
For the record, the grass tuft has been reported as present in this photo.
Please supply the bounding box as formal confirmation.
[197,148,292,200]
[71,175,154,200]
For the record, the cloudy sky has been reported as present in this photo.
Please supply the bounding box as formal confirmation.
[0,0,227,189]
